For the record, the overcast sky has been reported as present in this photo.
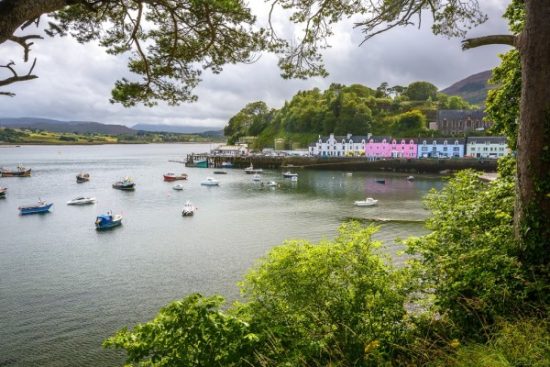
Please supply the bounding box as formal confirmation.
[0,1,513,129]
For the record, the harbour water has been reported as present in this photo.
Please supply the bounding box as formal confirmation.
[0,144,444,366]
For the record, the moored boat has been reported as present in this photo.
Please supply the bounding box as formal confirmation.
[354,197,378,207]
[0,187,6,198]
[172,184,184,191]
[375,179,386,184]
[283,171,298,178]
[200,177,219,186]
[19,200,53,215]
[406,175,415,181]
[67,196,96,205]
[252,174,262,182]
[213,171,227,174]
[221,161,233,168]
[95,212,122,230]
[182,201,196,216]
[112,177,135,190]
[244,164,263,174]
[266,181,278,187]
[76,173,90,183]
[163,173,188,181]
[1,165,31,177]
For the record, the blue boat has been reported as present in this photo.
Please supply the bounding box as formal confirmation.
[19,200,53,215]
[95,212,123,230]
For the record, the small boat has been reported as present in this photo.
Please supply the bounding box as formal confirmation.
[0,187,6,198]
[76,173,90,183]
[221,161,234,168]
[172,184,184,191]
[266,181,278,187]
[407,175,415,181]
[283,171,298,178]
[113,177,135,190]
[182,201,196,216]
[244,164,263,174]
[290,176,298,182]
[252,174,262,182]
[19,200,53,215]
[375,179,386,184]
[67,196,96,205]
[95,212,122,230]
[1,165,31,177]
[200,177,219,186]
[163,173,188,181]
[354,197,378,207]
[213,171,227,175]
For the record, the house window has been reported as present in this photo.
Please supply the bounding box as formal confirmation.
[444,140,448,145]
[453,147,459,151]
[422,147,427,151]
[443,147,448,152]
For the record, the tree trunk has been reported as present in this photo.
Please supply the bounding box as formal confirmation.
[515,0,550,270]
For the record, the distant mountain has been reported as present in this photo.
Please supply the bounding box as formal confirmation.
[441,70,494,105]
[0,117,135,135]
[132,123,221,134]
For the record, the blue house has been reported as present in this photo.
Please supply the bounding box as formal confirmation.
[417,138,465,158]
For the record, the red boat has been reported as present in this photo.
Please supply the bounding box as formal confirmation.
[0,165,31,177]
[163,173,188,181]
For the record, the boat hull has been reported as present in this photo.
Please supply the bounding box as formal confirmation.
[95,220,122,230]
[163,174,188,181]
[1,168,31,177]
[19,203,53,215]
[112,184,135,190]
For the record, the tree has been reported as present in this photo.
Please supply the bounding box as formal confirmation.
[224,101,273,144]
[403,81,438,101]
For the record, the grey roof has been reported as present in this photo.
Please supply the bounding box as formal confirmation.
[438,109,485,121]
[467,136,507,144]
[367,136,392,143]
[418,137,466,145]
[319,134,370,142]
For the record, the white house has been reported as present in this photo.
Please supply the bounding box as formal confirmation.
[417,138,465,158]
[465,136,510,158]
[308,133,371,157]
[211,144,248,156]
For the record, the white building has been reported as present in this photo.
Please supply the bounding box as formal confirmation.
[465,136,510,158]
[211,144,248,156]
[308,133,371,157]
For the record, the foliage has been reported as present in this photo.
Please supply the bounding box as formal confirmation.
[106,222,416,366]
[403,81,438,101]
[389,109,427,137]
[224,101,274,144]
[104,294,257,366]
[406,160,537,337]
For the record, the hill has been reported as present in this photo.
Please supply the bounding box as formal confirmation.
[0,117,135,135]
[132,123,221,134]
[440,70,493,105]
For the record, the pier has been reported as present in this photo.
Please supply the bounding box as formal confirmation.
[185,153,498,173]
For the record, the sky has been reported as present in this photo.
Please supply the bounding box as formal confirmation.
[0,1,513,130]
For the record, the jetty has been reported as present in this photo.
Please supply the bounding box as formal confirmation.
[185,153,499,173]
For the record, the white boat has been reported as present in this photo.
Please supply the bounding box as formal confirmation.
[407,175,415,181]
[290,176,298,182]
[283,171,298,178]
[354,197,378,207]
[200,177,219,186]
[182,201,196,216]
[252,174,262,182]
[266,181,278,187]
[172,184,184,191]
[67,196,96,205]
[244,164,263,174]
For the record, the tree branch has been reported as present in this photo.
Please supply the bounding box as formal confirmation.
[462,34,516,50]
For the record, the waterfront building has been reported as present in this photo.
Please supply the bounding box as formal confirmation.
[436,110,492,134]
[365,136,392,159]
[309,133,370,157]
[390,138,418,158]
[417,138,465,158]
[211,144,248,156]
[465,136,509,158]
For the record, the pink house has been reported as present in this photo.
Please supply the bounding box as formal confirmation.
[365,137,392,159]
[390,138,417,158]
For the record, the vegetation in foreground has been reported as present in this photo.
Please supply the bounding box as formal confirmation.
[104,157,549,366]
[0,127,223,145]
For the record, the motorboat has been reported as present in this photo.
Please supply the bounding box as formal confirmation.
[95,212,122,230]
[283,171,298,178]
[244,164,263,174]
[163,173,188,181]
[252,174,262,182]
[375,179,386,184]
[0,187,6,198]
[1,165,31,177]
[213,171,227,174]
[67,196,96,205]
[19,200,53,215]
[172,184,184,191]
[182,201,196,216]
[200,177,219,186]
[266,181,278,187]
[221,161,234,168]
[407,175,415,181]
[113,177,135,190]
[76,173,90,183]
[354,197,378,207]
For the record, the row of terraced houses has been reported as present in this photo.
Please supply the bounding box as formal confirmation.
[308,134,510,159]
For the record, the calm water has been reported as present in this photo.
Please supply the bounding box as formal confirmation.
[0,144,444,367]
